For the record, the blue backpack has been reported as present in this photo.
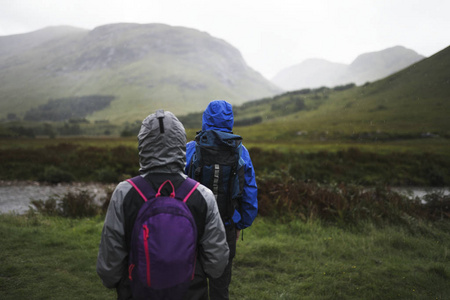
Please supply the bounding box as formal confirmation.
[188,130,245,221]
[126,176,199,300]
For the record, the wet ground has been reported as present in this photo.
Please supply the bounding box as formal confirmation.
[0,181,116,214]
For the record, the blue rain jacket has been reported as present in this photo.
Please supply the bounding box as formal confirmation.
[185,100,258,230]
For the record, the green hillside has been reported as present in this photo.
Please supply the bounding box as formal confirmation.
[222,45,449,142]
[0,24,280,123]
[2,24,448,140]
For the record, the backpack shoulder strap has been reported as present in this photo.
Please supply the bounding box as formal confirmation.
[175,177,200,203]
[126,176,156,202]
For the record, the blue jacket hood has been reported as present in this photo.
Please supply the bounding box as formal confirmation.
[202,100,234,132]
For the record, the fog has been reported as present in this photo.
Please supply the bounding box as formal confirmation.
[1,0,449,78]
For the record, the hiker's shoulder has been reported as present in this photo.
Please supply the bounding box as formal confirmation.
[192,183,216,206]
[186,140,196,150]
[111,180,134,201]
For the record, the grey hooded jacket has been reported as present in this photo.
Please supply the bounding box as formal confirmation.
[97,110,229,297]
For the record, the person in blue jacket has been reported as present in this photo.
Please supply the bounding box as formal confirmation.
[185,100,258,300]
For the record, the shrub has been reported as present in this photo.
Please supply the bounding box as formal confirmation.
[248,148,450,187]
[59,190,99,218]
[39,166,75,184]
[30,197,59,216]
[423,192,450,221]
[6,126,35,138]
[30,190,99,218]
[120,121,141,137]
[23,95,114,122]
[256,170,432,226]
[95,167,120,183]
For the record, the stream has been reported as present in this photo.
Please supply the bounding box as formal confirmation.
[0,181,116,214]
[0,181,448,215]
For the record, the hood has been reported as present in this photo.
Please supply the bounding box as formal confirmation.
[202,100,234,132]
[138,109,186,173]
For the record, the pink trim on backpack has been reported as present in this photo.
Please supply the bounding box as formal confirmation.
[156,180,176,198]
[184,182,200,203]
[143,224,151,287]
[127,179,148,202]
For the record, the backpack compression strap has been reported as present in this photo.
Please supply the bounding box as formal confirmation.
[126,176,156,202]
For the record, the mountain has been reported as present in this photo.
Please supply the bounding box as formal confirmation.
[227,45,450,141]
[0,23,280,123]
[272,46,425,91]
[269,59,347,91]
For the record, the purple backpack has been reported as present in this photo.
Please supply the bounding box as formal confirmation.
[126,176,199,300]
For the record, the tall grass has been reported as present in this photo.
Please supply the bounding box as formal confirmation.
[1,141,449,186]
[256,170,450,227]
[249,147,450,187]
[31,190,102,218]
[0,143,140,183]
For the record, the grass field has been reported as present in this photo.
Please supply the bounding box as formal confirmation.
[0,213,448,299]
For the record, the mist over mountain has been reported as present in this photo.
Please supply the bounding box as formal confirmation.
[0,23,280,123]
[270,59,347,91]
[0,26,85,57]
[272,46,425,91]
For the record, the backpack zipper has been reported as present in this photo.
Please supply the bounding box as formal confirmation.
[143,224,151,287]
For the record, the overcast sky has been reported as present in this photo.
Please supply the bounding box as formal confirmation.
[1,0,449,79]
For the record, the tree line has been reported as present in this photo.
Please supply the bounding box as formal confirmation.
[24,95,115,122]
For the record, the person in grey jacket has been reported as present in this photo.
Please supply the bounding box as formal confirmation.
[97,110,229,300]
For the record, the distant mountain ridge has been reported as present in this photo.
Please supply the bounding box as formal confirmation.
[272,46,425,91]
[231,45,450,141]
[0,23,280,123]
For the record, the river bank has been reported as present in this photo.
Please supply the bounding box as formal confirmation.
[0,181,115,214]
[392,187,450,204]
[1,180,448,215]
